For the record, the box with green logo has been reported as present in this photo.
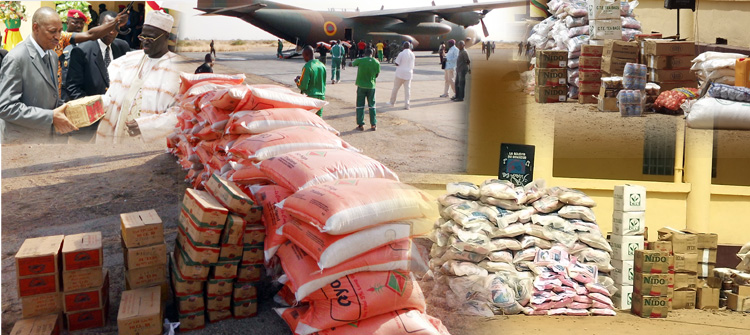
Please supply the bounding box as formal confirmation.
[613,285,633,310]
[613,211,645,236]
[632,293,669,318]
[634,250,673,274]
[614,184,646,212]
[634,273,673,296]
[612,259,635,285]
[610,234,644,261]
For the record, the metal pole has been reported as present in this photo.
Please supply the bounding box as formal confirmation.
[677,10,680,38]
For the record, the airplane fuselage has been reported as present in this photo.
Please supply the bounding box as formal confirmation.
[238,9,480,51]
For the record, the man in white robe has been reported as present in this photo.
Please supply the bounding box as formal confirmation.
[96,10,180,143]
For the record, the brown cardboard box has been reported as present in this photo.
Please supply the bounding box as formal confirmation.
[170,253,202,296]
[124,276,168,304]
[117,286,162,335]
[63,270,108,312]
[62,267,103,292]
[243,225,265,246]
[535,86,568,103]
[644,40,695,56]
[178,310,205,331]
[727,293,750,312]
[706,276,722,289]
[580,56,603,69]
[61,232,102,271]
[232,299,258,319]
[634,273,672,296]
[17,274,59,298]
[598,96,618,112]
[672,290,696,309]
[579,81,600,93]
[219,243,243,261]
[601,57,630,76]
[581,44,604,57]
[237,264,263,282]
[206,294,231,311]
[125,265,167,289]
[221,215,246,246]
[176,227,220,265]
[178,208,223,246]
[233,281,258,301]
[20,293,62,319]
[211,261,239,280]
[674,273,697,290]
[603,40,639,60]
[207,309,232,322]
[534,68,568,86]
[733,284,750,296]
[681,230,719,249]
[241,246,263,265]
[579,93,599,104]
[697,286,720,309]
[10,313,62,335]
[535,50,568,68]
[673,253,698,273]
[207,278,234,297]
[649,69,696,82]
[64,95,105,128]
[175,293,204,314]
[648,241,672,254]
[65,300,108,331]
[120,210,164,248]
[698,262,715,278]
[631,294,669,318]
[634,250,673,274]
[579,68,603,82]
[122,241,167,270]
[182,188,229,228]
[599,85,618,98]
[658,228,698,254]
[174,242,210,281]
[204,173,260,220]
[15,235,64,277]
[647,55,694,70]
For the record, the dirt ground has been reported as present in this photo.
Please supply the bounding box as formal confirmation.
[2,47,749,334]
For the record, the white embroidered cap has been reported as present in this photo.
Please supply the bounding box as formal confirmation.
[144,10,173,32]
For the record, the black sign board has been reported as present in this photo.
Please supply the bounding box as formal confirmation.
[664,0,695,11]
[499,143,535,187]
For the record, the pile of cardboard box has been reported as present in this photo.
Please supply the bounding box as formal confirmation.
[587,0,622,45]
[12,233,110,333]
[655,227,702,310]
[579,44,604,104]
[727,278,750,312]
[535,50,569,103]
[598,40,639,112]
[172,174,264,331]
[643,40,697,92]
[610,184,646,311]
[631,249,672,318]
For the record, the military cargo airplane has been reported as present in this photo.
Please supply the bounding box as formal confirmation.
[196,0,524,54]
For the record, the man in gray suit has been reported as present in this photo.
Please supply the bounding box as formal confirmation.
[0,7,78,142]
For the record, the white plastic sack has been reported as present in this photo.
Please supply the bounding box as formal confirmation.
[685,97,750,130]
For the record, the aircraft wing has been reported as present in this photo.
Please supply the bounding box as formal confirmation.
[350,0,526,20]
[197,3,266,16]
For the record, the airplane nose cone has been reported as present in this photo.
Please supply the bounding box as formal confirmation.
[466,28,479,48]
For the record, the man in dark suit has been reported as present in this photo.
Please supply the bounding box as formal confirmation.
[65,11,130,100]
[0,7,77,142]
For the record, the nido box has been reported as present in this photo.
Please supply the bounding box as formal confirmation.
[117,286,162,335]
[15,235,64,278]
[63,269,109,312]
[20,292,62,318]
[62,232,102,271]
[10,313,62,335]
[121,209,164,248]
[535,50,568,69]
[183,188,229,228]
[634,273,672,297]
[632,294,668,318]
[535,86,568,103]
[612,211,645,236]
[535,68,567,86]
[648,241,672,254]
[634,250,673,274]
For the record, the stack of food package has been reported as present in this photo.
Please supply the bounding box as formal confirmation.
[167,73,451,335]
[61,232,108,331]
[578,44,604,104]
[643,40,697,91]
[425,180,618,316]
[525,0,642,99]
[121,211,168,302]
[535,50,569,103]
[618,62,648,116]
[609,185,646,310]
[598,40,639,112]
[13,236,66,334]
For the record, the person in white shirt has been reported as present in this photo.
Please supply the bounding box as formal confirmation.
[441,39,458,98]
[387,41,415,110]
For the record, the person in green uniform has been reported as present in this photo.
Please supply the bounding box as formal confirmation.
[376,40,384,62]
[330,40,345,84]
[295,46,327,117]
[352,47,380,131]
[277,39,283,59]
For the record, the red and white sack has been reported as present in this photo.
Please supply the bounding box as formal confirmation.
[250,185,294,261]
[225,108,339,135]
[228,126,358,162]
[278,178,433,235]
[259,149,399,191]
[235,85,328,112]
[281,309,451,335]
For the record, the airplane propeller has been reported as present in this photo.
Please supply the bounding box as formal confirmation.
[479,9,490,37]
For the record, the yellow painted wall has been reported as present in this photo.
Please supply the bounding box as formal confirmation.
[637,0,750,47]
[713,130,750,186]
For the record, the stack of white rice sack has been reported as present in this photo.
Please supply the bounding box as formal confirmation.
[425,179,617,316]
